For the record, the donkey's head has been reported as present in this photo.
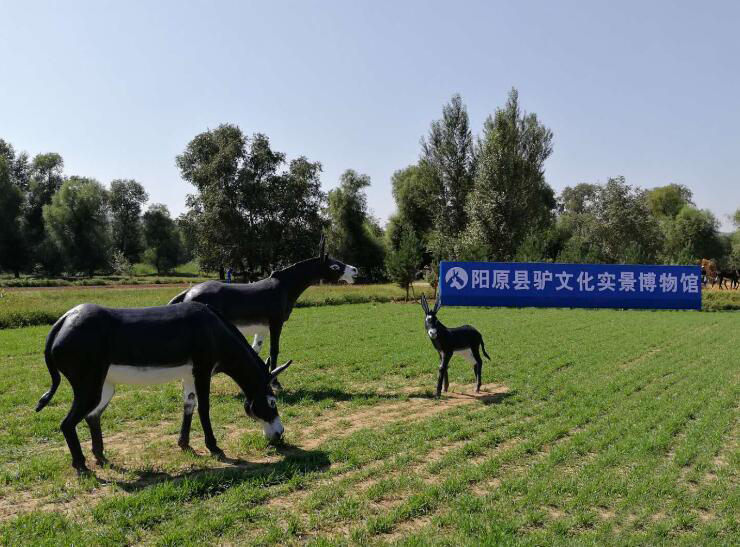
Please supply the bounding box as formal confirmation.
[244,358,292,441]
[315,235,358,284]
[421,294,442,339]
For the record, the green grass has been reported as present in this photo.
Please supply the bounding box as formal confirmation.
[0,261,215,288]
[703,289,740,311]
[0,283,434,329]
[0,302,737,545]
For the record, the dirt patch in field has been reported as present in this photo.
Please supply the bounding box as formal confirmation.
[297,383,509,450]
[0,384,508,524]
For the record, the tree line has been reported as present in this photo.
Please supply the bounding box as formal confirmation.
[385,90,740,296]
[0,143,189,277]
[2,88,739,286]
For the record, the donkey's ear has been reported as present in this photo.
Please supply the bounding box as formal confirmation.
[270,360,293,380]
[421,293,429,314]
[432,296,442,313]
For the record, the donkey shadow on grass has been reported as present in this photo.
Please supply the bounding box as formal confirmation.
[94,444,330,494]
[233,386,403,406]
[232,385,515,408]
[404,387,516,406]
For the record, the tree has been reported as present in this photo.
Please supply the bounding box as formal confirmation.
[662,205,723,263]
[421,94,476,259]
[26,153,65,254]
[43,177,111,275]
[109,179,148,262]
[387,164,436,251]
[464,88,555,260]
[177,125,326,279]
[386,223,424,300]
[0,157,27,276]
[729,208,740,269]
[142,204,183,275]
[645,184,694,218]
[556,177,663,264]
[0,139,31,191]
[326,169,386,280]
[177,211,198,265]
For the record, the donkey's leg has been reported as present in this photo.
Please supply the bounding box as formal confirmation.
[436,353,451,398]
[85,381,115,465]
[268,321,284,391]
[443,368,449,392]
[178,376,197,450]
[193,372,224,460]
[252,332,266,354]
[471,346,484,392]
[61,387,104,473]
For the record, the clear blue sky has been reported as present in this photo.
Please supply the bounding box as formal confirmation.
[2,1,738,229]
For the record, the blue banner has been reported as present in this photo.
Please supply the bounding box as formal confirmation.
[439,262,701,310]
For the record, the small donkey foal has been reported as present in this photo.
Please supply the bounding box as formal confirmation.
[421,294,490,397]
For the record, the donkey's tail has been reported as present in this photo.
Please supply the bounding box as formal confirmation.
[480,339,491,360]
[168,288,189,305]
[36,316,64,412]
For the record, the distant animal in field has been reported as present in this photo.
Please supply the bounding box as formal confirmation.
[168,237,357,390]
[36,302,292,473]
[420,294,490,397]
[718,268,739,290]
[700,258,718,287]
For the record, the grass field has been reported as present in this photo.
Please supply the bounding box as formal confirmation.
[0,261,215,288]
[1,283,738,329]
[0,284,436,329]
[0,301,737,545]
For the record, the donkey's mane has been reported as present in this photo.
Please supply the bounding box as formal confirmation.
[269,256,320,279]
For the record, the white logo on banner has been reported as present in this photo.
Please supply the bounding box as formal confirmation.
[445,267,468,290]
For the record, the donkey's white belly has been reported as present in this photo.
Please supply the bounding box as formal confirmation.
[454,349,476,364]
[106,364,193,385]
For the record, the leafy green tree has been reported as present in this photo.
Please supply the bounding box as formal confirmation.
[387,164,436,253]
[645,183,694,218]
[463,88,555,260]
[25,153,65,253]
[556,177,662,264]
[142,204,183,275]
[177,125,326,279]
[109,179,148,262]
[729,208,740,268]
[176,211,198,264]
[559,183,599,215]
[662,205,723,263]
[0,139,31,191]
[43,177,111,275]
[0,157,28,276]
[386,223,424,300]
[326,169,386,280]
[421,95,476,253]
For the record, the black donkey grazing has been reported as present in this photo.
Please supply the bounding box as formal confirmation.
[420,294,490,397]
[36,301,292,473]
[168,237,357,388]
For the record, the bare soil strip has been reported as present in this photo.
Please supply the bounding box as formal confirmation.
[0,384,508,522]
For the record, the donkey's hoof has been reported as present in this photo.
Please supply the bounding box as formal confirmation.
[74,463,90,476]
[94,455,109,467]
[178,440,193,452]
[212,449,227,462]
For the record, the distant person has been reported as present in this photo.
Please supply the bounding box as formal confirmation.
[226,267,233,284]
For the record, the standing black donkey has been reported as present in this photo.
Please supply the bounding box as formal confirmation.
[420,294,490,397]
